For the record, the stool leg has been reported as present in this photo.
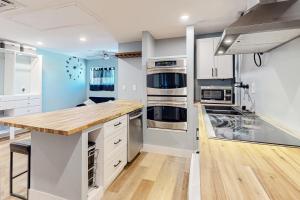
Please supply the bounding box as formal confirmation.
[10,151,13,195]
[27,151,31,199]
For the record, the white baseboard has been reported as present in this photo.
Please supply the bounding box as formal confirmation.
[29,189,66,200]
[142,144,193,158]
[29,187,103,200]
[88,187,103,200]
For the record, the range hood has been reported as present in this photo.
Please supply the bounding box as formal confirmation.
[215,0,300,55]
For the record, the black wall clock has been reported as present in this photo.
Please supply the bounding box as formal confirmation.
[65,56,84,80]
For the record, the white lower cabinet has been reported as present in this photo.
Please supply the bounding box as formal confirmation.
[88,115,128,199]
[0,94,42,139]
[101,116,128,188]
[103,145,127,187]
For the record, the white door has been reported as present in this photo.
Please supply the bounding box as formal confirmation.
[196,38,214,79]
[213,37,233,79]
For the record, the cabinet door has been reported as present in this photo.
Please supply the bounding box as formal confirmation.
[213,37,233,79]
[196,38,214,79]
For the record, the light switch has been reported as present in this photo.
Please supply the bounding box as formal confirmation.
[251,82,255,93]
[132,84,137,91]
[122,85,126,90]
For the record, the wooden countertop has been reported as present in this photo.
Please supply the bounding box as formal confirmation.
[0,100,143,136]
[196,103,300,200]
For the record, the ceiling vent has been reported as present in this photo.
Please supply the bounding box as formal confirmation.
[0,0,21,13]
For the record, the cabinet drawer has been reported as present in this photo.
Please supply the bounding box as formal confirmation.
[104,145,127,187]
[9,106,41,116]
[3,101,17,109]
[29,98,41,107]
[0,102,4,110]
[104,128,127,160]
[29,106,41,114]
[12,107,29,116]
[14,100,30,109]
[103,115,127,138]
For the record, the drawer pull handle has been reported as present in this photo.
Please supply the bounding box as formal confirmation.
[114,122,122,127]
[113,160,122,168]
[114,139,122,145]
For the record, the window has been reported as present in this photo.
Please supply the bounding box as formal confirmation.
[90,67,115,91]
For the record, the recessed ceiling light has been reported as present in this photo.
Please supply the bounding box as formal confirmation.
[37,41,43,45]
[218,50,224,55]
[180,15,189,21]
[80,37,87,42]
[224,38,233,45]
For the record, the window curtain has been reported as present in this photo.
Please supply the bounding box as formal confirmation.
[90,67,115,91]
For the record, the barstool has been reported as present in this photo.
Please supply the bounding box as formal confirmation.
[10,139,31,200]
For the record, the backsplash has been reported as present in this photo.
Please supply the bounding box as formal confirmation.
[240,37,300,136]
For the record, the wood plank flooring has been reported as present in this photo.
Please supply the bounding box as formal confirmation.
[103,152,190,200]
[0,133,190,200]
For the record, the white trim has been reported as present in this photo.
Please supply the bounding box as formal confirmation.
[29,189,66,200]
[142,144,192,158]
[188,153,201,200]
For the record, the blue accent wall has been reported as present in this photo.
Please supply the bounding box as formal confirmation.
[86,58,118,98]
[38,49,87,112]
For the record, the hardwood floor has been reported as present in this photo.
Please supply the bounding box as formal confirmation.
[103,152,190,200]
[0,133,190,200]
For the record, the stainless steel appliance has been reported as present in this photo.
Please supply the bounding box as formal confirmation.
[200,86,233,104]
[215,0,300,55]
[147,58,187,96]
[128,109,143,162]
[147,96,187,131]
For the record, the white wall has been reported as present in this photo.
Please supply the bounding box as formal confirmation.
[117,42,143,101]
[240,37,300,136]
[154,37,186,57]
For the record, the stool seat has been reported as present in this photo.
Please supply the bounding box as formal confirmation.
[10,140,31,155]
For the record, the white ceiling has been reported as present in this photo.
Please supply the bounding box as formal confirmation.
[0,0,246,58]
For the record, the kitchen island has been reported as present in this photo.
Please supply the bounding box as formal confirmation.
[196,103,300,200]
[0,100,143,200]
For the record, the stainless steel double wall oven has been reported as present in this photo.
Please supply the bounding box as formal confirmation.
[147,57,188,131]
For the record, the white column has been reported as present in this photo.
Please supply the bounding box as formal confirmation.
[9,127,15,140]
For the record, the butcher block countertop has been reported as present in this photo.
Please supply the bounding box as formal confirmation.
[0,100,143,136]
[196,103,300,200]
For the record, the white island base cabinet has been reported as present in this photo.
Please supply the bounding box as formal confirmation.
[29,115,128,200]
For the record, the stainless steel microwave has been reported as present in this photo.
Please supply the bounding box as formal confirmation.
[147,57,187,96]
[200,86,233,104]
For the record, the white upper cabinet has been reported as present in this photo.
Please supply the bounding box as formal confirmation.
[196,37,233,79]
[196,38,214,79]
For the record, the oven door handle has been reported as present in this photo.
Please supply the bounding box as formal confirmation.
[147,67,187,74]
[148,101,187,108]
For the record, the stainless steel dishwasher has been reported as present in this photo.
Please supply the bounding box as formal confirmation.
[128,109,143,162]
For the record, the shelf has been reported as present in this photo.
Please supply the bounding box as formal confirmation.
[0,48,37,58]
[115,51,142,58]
